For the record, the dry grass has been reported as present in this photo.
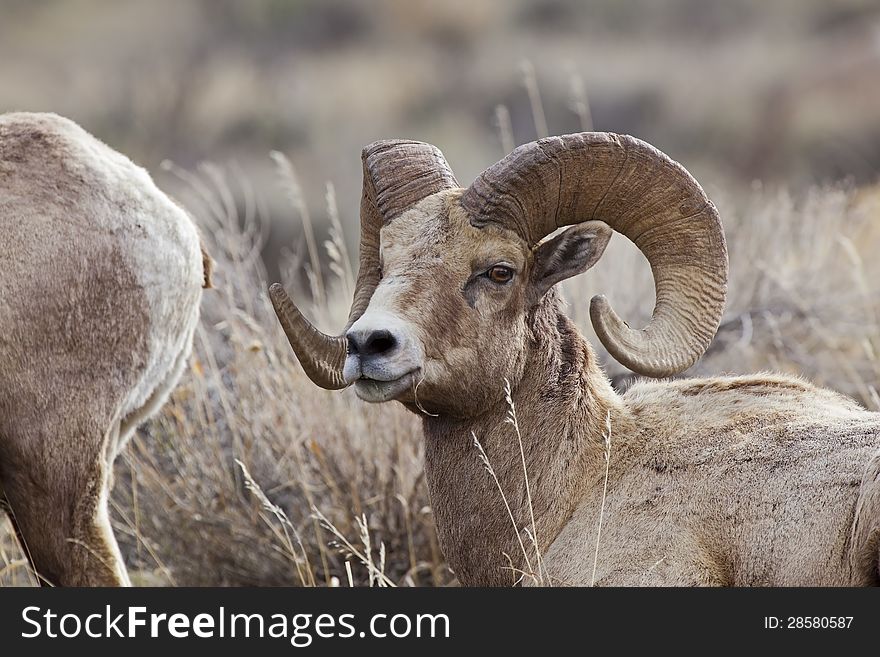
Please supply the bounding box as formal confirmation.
[471,381,546,587]
[3,160,880,586]
[591,411,613,587]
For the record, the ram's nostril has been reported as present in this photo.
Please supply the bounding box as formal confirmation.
[346,326,401,360]
[363,329,397,356]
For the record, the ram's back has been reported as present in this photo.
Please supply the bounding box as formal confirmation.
[547,373,880,585]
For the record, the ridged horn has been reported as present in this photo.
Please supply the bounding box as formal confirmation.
[269,283,347,390]
[271,140,458,389]
[460,132,728,377]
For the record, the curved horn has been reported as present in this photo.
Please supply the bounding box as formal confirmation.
[271,140,458,389]
[269,283,347,389]
[346,139,460,326]
[460,132,727,377]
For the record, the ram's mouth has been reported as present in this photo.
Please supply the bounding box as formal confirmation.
[353,370,419,403]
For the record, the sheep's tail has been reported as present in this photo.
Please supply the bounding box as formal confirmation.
[200,241,214,289]
[850,447,880,585]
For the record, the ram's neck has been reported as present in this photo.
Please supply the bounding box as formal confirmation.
[421,300,629,586]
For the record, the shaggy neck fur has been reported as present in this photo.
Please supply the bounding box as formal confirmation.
[421,292,633,586]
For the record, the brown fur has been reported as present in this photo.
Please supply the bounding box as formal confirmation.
[0,112,205,586]
[201,242,214,289]
[362,189,880,586]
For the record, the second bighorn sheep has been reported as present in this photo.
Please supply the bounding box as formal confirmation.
[0,112,209,586]
[271,133,880,586]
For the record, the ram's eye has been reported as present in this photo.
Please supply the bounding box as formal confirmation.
[486,265,514,284]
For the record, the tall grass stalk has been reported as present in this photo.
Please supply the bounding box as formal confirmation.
[270,151,326,310]
[493,104,515,155]
[471,431,534,584]
[567,66,594,132]
[591,411,612,587]
[504,379,546,584]
[520,59,548,139]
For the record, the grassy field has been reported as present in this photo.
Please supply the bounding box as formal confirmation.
[2,0,880,586]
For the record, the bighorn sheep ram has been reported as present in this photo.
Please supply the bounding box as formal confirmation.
[270,133,880,586]
[0,112,209,586]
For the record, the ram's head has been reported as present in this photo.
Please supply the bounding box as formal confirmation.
[270,134,728,417]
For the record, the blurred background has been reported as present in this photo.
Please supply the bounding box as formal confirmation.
[3,0,880,259]
[2,0,880,587]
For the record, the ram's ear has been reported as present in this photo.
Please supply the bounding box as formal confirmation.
[529,221,612,302]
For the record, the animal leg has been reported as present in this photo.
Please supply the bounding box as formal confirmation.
[2,423,129,587]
